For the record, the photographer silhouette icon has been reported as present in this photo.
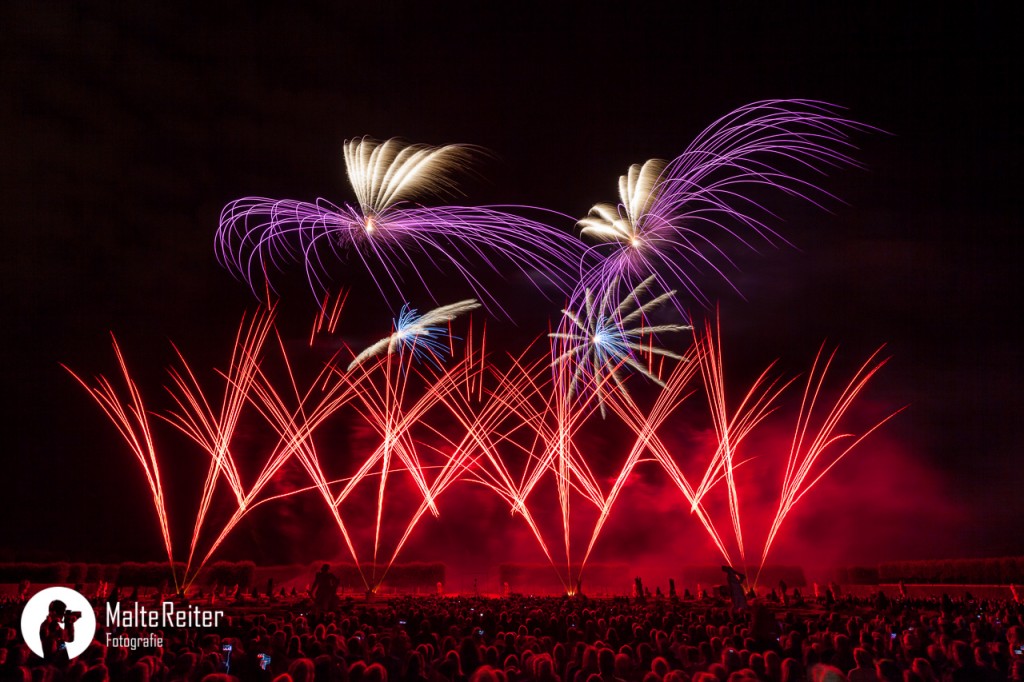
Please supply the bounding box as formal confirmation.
[21,587,97,660]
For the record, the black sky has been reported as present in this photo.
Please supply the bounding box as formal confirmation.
[1,4,1020,565]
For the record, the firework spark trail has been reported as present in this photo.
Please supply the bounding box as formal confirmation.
[343,353,477,582]
[690,316,794,565]
[579,100,874,305]
[286,315,488,588]
[528,361,601,581]
[224,202,589,315]
[157,296,370,588]
[343,136,479,214]
[310,289,348,346]
[231,464,450,513]
[189,383,364,588]
[377,328,502,567]
[183,325,374,589]
[380,448,480,585]
[348,348,448,507]
[459,341,640,591]
[453,350,561,554]
[599,349,757,569]
[374,356,542,585]
[757,345,903,580]
[64,337,178,591]
[584,355,703,566]
[65,328,899,594]
[578,159,668,248]
[551,275,691,414]
[237,325,377,588]
[216,137,590,315]
[540,277,692,585]
[420,345,577,589]
[160,308,276,582]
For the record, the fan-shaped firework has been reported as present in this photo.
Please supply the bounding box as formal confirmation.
[216,137,585,314]
[757,344,904,580]
[63,338,177,590]
[579,100,874,305]
[344,136,477,214]
[347,299,481,371]
[550,275,690,412]
[578,159,668,247]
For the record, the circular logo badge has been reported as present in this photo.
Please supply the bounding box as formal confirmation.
[21,587,97,660]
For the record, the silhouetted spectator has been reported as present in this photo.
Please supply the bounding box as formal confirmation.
[809,665,847,682]
[721,568,747,613]
[313,565,340,615]
[874,660,900,682]
[847,649,876,682]
[781,658,805,682]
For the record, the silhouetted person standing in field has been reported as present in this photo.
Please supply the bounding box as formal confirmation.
[722,565,748,612]
[312,564,339,614]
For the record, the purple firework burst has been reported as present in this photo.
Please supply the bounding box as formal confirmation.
[577,99,878,307]
[216,137,591,315]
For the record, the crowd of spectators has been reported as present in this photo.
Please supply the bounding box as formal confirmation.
[1,580,1022,682]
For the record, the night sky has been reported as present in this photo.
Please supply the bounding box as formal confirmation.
[2,4,1019,576]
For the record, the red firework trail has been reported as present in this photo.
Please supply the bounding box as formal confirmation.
[449,345,562,568]
[164,299,369,589]
[454,334,686,594]
[691,315,793,567]
[597,355,707,563]
[66,291,900,595]
[756,344,905,581]
[331,336,484,588]
[63,337,178,591]
[161,307,276,585]
[252,308,487,591]
[238,325,371,588]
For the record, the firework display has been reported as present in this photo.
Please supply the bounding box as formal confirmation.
[67,101,897,593]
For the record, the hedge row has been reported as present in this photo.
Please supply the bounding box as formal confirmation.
[835,566,881,585]
[0,561,444,590]
[303,562,445,590]
[0,563,69,584]
[497,564,630,593]
[8,558,1020,590]
[680,565,807,589]
[202,561,256,589]
[0,561,250,588]
[834,558,1024,585]
[877,557,1024,585]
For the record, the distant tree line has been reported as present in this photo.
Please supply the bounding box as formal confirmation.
[5,558,1023,591]
[0,560,445,592]
[838,557,1024,585]
[680,565,807,588]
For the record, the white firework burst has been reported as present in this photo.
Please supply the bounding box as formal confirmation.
[343,136,478,216]
[550,275,690,412]
[348,299,481,371]
[578,159,668,248]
